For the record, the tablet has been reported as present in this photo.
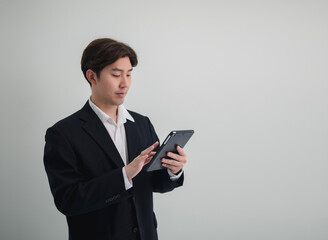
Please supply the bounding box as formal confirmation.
[146,130,194,172]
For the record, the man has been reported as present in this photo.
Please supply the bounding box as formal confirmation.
[43,38,187,240]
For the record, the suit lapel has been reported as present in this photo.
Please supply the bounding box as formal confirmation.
[124,119,139,164]
[79,102,124,168]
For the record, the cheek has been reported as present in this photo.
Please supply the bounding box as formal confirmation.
[102,82,116,92]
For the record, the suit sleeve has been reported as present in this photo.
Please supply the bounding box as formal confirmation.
[145,117,184,193]
[43,126,132,217]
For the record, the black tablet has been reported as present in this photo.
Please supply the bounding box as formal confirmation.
[146,130,194,172]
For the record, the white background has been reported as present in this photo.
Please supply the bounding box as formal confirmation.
[0,0,327,239]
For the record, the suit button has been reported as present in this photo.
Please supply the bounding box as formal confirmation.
[132,227,138,233]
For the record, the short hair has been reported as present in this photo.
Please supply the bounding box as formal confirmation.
[81,38,138,86]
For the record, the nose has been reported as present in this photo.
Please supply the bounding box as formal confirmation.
[119,75,128,88]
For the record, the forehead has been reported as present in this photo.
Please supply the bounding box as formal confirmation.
[108,56,132,71]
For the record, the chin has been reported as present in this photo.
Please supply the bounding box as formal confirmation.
[115,100,125,105]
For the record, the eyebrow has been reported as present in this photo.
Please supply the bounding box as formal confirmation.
[111,68,133,72]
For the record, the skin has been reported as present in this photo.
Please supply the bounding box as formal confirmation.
[86,56,187,180]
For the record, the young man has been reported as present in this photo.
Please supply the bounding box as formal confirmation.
[43,38,187,240]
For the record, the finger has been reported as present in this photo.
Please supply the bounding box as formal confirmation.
[162,162,182,174]
[144,156,152,165]
[162,158,183,167]
[176,145,187,156]
[166,152,182,161]
[139,152,156,164]
[140,141,159,155]
[148,151,156,156]
[146,151,157,160]
[138,154,148,163]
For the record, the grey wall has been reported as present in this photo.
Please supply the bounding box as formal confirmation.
[1,0,327,239]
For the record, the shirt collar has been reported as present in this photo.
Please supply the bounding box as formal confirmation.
[88,98,134,125]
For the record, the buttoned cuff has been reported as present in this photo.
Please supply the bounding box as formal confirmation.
[167,169,183,182]
[122,167,133,190]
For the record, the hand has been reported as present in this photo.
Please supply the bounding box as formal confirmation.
[125,141,159,181]
[162,145,187,175]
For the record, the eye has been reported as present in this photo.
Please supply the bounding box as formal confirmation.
[112,74,120,78]
[127,74,131,77]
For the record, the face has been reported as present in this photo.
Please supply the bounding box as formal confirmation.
[89,56,133,107]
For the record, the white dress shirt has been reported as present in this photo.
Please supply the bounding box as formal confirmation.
[88,99,182,190]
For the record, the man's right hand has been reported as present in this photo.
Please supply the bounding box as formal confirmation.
[125,141,159,181]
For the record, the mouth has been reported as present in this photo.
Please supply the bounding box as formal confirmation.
[115,92,126,97]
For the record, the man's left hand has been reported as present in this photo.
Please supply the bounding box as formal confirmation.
[161,146,187,175]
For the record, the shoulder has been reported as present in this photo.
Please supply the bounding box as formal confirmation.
[46,103,90,139]
[44,103,93,144]
[48,102,90,130]
[50,110,81,131]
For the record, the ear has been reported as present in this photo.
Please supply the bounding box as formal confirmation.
[86,69,98,86]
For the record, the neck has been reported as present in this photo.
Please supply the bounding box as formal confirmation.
[90,96,119,123]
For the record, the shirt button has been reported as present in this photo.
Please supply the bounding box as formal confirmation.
[132,227,138,233]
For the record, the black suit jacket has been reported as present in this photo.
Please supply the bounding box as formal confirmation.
[44,102,183,240]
